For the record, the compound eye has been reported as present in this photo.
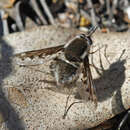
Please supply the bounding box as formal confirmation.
[79,34,86,39]
[77,34,93,45]
[80,34,93,45]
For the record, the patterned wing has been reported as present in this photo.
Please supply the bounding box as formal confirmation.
[14,44,65,65]
[15,44,65,60]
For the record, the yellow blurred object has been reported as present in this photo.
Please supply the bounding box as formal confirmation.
[10,0,16,3]
[80,16,90,27]
[124,14,130,24]
[52,0,57,3]
[4,0,16,8]
[2,13,9,20]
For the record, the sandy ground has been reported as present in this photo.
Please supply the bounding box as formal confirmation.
[0,25,129,130]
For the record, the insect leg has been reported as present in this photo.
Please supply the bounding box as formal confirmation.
[89,45,105,54]
[83,56,97,106]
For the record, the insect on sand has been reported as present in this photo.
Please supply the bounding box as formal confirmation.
[15,26,98,119]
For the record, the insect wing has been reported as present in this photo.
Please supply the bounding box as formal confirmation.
[14,44,65,65]
[83,56,97,105]
[15,44,65,59]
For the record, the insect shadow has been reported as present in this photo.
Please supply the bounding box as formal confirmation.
[92,47,126,103]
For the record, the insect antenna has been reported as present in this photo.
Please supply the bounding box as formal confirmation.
[87,25,98,36]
